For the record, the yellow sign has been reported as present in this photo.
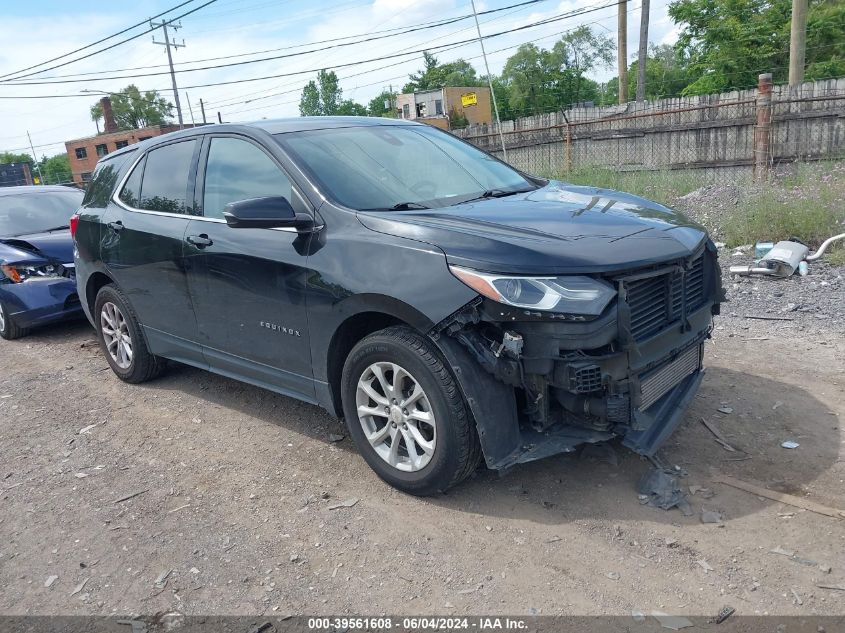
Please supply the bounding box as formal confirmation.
[461,92,478,108]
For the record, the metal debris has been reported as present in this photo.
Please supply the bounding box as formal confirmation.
[114,489,149,504]
[696,559,714,572]
[781,440,800,449]
[44,575,58,588]
[70,578,89,596]
[328,497,359,510]
[717,406,734,414]
[637,468,693,515]
[651,612,694,630]
[154,569,171,589]
[711,606,735,624]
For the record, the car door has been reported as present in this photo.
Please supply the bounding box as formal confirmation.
[184,134,315,400]
[102,138,204,365]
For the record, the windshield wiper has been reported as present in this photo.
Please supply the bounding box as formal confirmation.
[42,225,70,232]
[362,202,431,211]
[458,188,533,204]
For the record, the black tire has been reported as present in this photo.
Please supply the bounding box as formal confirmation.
[94,284,166,383]
[341,326,481,496]
[0,301,30,340]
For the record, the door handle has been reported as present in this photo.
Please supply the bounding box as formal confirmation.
[107,221,124,233]
[186,234,213,248]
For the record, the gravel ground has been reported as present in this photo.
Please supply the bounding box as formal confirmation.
[676,183,845,339]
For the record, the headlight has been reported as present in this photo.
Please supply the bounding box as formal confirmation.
[0,263,64,284]
[449,265,616,316]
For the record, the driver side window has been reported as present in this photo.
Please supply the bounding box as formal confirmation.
[202,137,293,220]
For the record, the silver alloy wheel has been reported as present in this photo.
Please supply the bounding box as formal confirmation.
[355,361,437,472]
[100,301,133,369]
[0,303,5,332]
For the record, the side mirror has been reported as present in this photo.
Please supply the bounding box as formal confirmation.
[223,196,315,231]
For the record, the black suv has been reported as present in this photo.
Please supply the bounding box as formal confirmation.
[73,117,721,495]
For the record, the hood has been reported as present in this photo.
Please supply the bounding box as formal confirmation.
[357,181,708,274]
[0,229,74,265]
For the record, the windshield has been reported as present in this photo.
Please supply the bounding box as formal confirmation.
[275,124,536,210]
[0,190,83,237]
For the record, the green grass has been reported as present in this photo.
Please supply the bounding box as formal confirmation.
[549,166,712,206]
[550,163,845,263]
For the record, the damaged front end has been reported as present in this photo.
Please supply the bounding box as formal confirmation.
[433,241,722,471]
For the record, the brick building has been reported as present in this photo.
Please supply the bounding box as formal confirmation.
[396,86,492,130]
[64,97,190,187]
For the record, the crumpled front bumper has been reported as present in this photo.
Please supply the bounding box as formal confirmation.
[0,277,82,329]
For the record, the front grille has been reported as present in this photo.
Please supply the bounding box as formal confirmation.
[625,253,709,342]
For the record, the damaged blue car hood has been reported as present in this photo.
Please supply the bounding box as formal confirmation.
[0,230,74,264]
[357,181,708,274]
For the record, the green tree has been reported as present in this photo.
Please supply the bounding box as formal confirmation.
[548,26,615,106]
[0,151,33,165]
[605,44,695,102]
[403,52,484,92]
[501,43,557,116]
[668,0,845,94]
[39,154,72,185]
[368,89,398,118]
[298,70,366,116]
[337,99,368,116]
[89,85,172,130]
[299,80,322,116]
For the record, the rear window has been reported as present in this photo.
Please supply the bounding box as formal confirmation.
[0,190,84,237]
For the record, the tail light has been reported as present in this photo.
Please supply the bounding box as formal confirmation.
[69,213,80,238]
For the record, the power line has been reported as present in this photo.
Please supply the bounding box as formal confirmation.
[1,0,555,86]
[0,0,199,81]
[0,0,219,84]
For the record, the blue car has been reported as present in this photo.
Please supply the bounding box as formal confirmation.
[0,186,84,339]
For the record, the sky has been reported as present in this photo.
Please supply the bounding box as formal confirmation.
[0,0,681,159]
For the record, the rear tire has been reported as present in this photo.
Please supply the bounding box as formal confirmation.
[94,284,165,383]
[341,326,481,496]
[0,301,29,340]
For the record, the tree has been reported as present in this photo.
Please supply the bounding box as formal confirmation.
[668,0,845,94]
[39,154,72,185]
[0,151,33,165]
[549,26,615,105]
[501,43,557,116]
[403,52,484,92]
[298,70,366,116]
[605,43,695,102]
[299,80,322,116]
[337,100,368,116]
[368,89,398,118]
[89,85,173,131]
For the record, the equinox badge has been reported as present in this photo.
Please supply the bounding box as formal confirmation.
[259,321,301,337]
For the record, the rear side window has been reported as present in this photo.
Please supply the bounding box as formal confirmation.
[202,137,292,220]
[119,156,144,207]
[84,150,137,207]
[118,140,196,214]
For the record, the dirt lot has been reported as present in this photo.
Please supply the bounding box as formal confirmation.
[1,290,844,618]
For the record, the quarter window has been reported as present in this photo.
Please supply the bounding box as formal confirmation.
[118,157,144,207]
[137,140,196,214]
[202,137,293,220]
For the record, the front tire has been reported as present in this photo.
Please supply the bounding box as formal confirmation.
[341,326,481,496]
[0,301,29,340]
[94,284,165,383]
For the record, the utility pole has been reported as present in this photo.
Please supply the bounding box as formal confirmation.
[151,19,186,128]
[185,92,196,125]
[788,0,808,86]
[618,0,629,104]
[26,131,45,185]
[199,98,207,124]
[470,0,507,160]
[636,0,650,102]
